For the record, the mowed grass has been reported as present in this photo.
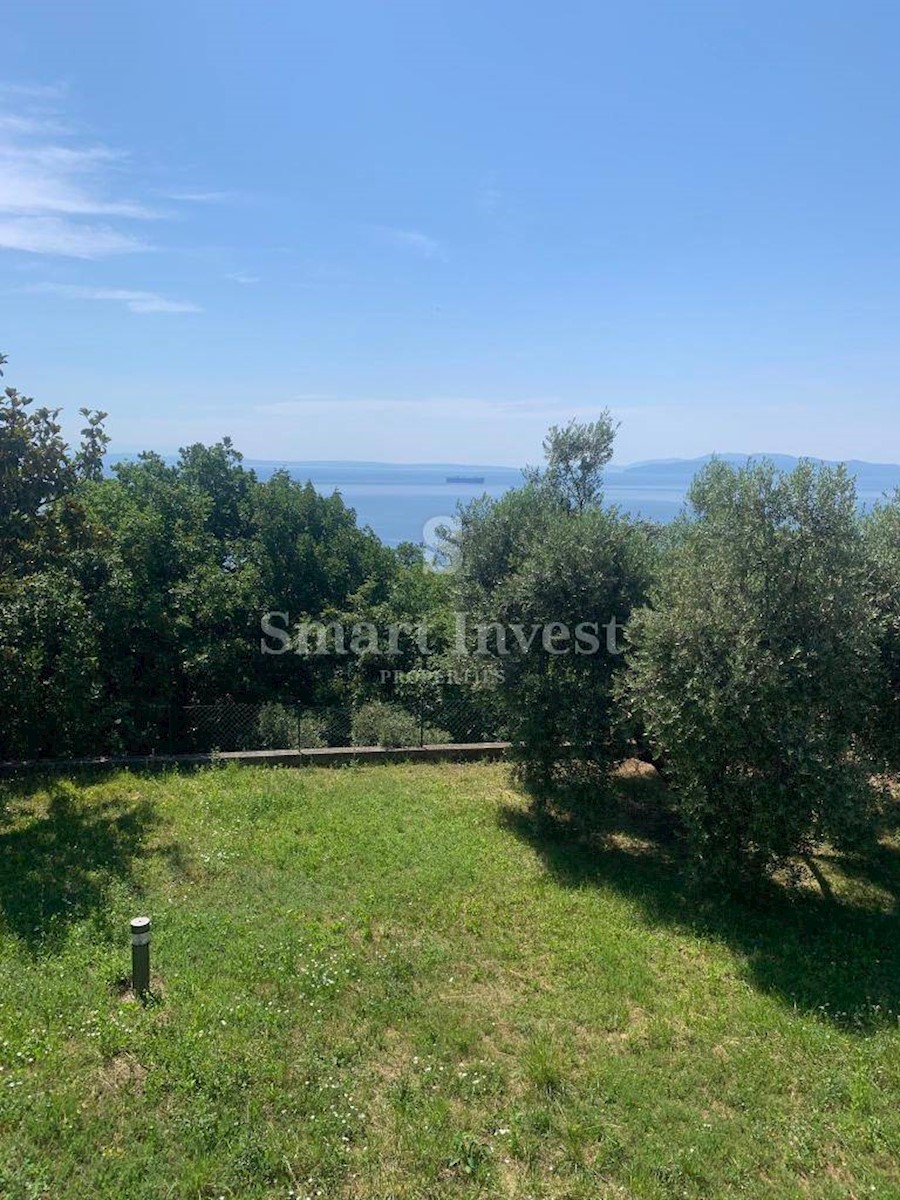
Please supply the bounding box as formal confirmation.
[0,763,898,1200]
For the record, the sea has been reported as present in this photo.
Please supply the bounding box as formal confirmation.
[241,461,684,546]
[108,454,900,548]
[242,457,900,547]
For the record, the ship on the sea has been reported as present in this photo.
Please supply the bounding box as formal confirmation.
[445,474,485,484]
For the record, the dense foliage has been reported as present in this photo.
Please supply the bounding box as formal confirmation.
[622,459,882,885]
[862,494,900,768]
[0,355,406,757]
[454,462,653,783]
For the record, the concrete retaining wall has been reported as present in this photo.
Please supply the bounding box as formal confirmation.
[0,742,511,777]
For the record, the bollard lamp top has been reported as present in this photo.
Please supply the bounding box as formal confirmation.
[130,916,152,943]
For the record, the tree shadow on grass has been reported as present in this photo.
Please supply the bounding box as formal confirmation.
[0,775,170,951]
[499,765,900,1032]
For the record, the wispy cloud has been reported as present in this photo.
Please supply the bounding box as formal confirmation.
[0,85,168,257]
[0,83,213,316]
[0,82,68,102]
[162,189,234,204]
[0,113,69,136]
[0,142,158,219]
[225,271,260,284]
[374,226,446,261]
[0,217,147,257]
[479,186,502,214]
[478,171,503,215]
[29,282,201,314]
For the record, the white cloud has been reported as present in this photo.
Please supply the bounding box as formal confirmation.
[0,113,69,136]
[0,86,190,258]
[29,282,201,314]
[225,271,260,284]
[480,186,502,213]
[478,171,503,215]
[375,226,446,260]
[0,143,158,219]
[163,190,233,204]
[0,81,67,100]
[0,89,213,306]
[0,216,147,257]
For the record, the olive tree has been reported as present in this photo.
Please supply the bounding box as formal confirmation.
[621,458,880,887]
[525,412,618,512]
[862,493,900,767]
[455,417,653,785]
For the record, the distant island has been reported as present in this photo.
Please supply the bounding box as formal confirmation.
[445,474,485,484]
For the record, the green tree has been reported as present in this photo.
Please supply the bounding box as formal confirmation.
[862,493,900,766]
[75,407,110,482]
[456,420,652,784]
[0,354,110,571]
[525,412,618,512]
[0,569,106,758]
[0,355,115,756]
[622,458,880,888]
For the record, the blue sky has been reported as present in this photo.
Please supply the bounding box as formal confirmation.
[2,1,900,465]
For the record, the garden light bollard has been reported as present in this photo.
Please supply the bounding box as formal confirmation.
[131,916,151,997]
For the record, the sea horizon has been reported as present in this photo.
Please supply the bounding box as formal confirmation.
[107,452,900,546]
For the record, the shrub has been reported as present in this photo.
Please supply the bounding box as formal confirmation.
[622,458,880,888]
[255,702,298,749]
[422,723,452,745]
[255,703,328,749]
[296,714,328,749]
[350,701,449,748]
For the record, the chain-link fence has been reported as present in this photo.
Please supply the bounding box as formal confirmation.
[183,691,506,754]
[0,677,507,762]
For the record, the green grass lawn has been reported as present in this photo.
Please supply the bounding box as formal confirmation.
[0,762,898,1199]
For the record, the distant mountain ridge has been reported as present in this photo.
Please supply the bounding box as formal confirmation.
[613,452,900,473]
[605,454,900,496]
[106,450,900,498]
[103,451,900,543]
